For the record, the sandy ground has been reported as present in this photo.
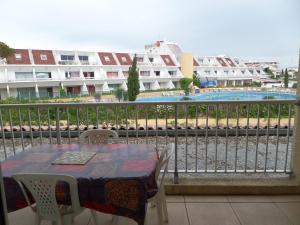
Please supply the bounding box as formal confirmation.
[122,118,293,128]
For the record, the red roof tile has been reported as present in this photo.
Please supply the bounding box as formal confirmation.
[160,55,176,66]
[7,49,31,64]
[32,50,56,65]
[193,58,200,66]
[225,58,236,67]
[115,53,132,65]
[216,57,228,67]
[98,52,117,65]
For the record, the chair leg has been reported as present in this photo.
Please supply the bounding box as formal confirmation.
[112,215,119,225]
[91,210,99,225]
[161,188,169,222]
[156,195,163,225]
[34,214,40,225]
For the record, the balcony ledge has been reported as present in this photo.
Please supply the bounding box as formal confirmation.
[165,176,300,195]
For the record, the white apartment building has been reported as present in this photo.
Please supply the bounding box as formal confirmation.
[0,41,268,99]
[0,46,182,99]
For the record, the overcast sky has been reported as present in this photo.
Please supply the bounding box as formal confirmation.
[0,0,299,67]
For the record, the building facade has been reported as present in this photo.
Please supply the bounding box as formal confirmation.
[0,41,268,99]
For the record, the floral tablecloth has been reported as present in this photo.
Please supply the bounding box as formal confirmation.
[2,144,158,225]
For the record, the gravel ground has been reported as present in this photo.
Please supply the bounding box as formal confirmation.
[0,135,292,176]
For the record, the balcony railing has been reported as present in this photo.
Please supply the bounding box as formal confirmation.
[0,100,296,182]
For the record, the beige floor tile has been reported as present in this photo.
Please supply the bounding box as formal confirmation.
[115,202,189,225]
[227,195,273,203]
[275,203,300,225]
[231,203,291,225]
[185,195,228,203]
[186,203,240,225]
[166,195,185,202]
[270,195,300,202]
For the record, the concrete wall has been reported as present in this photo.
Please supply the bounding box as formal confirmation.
[180,53,193,79]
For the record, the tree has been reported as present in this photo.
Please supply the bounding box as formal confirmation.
[263,67,274,77]
[0,42,14,60]
[193,74,201,88]
[114,87,124,102]
[284,68,289,88]
[127,55,140,101]
[179,78,193,95]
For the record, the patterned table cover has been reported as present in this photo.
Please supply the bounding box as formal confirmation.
[1,144,159,225]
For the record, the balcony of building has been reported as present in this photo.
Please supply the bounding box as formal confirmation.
[8,195,300,225]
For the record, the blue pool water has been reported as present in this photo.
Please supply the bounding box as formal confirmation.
[137,91,296,102]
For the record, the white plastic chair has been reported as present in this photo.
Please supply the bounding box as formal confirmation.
[12,173,97,225]
[79,129,118,144]
[143,144,174,225]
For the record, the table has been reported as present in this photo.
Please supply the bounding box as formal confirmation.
[1,144,158,225]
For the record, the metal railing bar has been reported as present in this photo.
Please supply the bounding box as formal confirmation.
[0,110,7,158]
[47,108,52,144]
[185,104,188,172]
[254,104,260,172]
[234,104,239,172]
[264,104,271,172]
[18,108,25,151]
[275,104,281,172]
[205,105,209,172]
[0,99,296,109]
[8,109,16,155]
[37,108,42,145]
[225,104,229,172]
[67,108,71,144]
[284,105,292,172]
[195,105,199,172]
[215,104,219,172]
[28,109,33,147]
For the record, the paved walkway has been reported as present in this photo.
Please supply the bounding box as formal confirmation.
[8,195,300,225]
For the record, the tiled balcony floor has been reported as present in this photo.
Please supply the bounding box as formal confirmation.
[8,195,300,225]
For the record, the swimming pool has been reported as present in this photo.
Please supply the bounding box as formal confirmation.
[136,91,296,102]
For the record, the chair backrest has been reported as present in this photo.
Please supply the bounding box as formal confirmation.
[12,173,81,221]
[155,143,174,189]
[79,129,119,144]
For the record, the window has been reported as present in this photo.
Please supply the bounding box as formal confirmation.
[104,56,110,62]
[83,72,94,79]
[36,72,51,79]
[140,71,150,76]
[205,70,210,75]
[15,72,33,80]
[241,70,245,74]
[155,71,160,76]
[65,71,80,79]
[108,84,120,90]
[224,70,229,75]
[168,71,177,76]
[15,53,22,60]
[137,57,143,62]
[149,57,154,63]
[79,56,89,61]
[121,56,127,62]
[61,55,74,61]
[123,71,129,77]
[40,54,47,60]
[107,72,118,78]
